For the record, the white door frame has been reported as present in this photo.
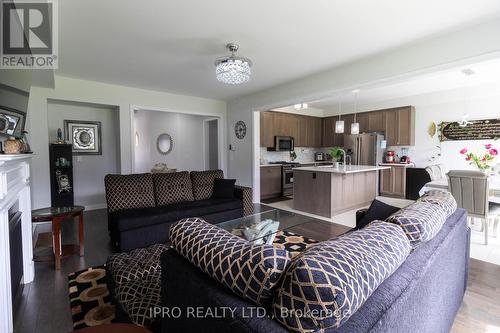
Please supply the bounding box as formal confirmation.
[203,118,220,170]
[130,105,226,175]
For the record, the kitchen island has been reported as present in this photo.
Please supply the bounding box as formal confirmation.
[293,165,390,218]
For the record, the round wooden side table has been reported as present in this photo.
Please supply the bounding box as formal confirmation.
[31,206,85,270]
[73,323,151,333]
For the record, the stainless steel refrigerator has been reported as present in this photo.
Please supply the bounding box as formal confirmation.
[344,133,384,166]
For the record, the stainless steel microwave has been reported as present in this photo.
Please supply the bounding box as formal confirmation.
[267,136,294,151]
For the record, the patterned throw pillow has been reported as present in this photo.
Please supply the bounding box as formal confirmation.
[386,201,448,248]
[153,172,194,206]
[190,170,224,200]
[418,190,457,216]
[104,174,155,213]
[170,218,292,306]
[273,221,410,332]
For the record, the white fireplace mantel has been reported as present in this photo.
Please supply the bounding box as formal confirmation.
[0,154,34,333]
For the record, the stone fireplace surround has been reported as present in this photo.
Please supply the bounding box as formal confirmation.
[0,155,34,333]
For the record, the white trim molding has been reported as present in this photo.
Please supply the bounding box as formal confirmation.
[0,154,34,333]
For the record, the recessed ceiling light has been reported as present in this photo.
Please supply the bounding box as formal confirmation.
[461,68,475,76]
[294,103,308,110]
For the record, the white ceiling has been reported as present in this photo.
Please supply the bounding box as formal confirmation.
[301,57,500,114]
[57,0,500,100]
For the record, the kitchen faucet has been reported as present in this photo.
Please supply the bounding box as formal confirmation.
[338,149,346,166]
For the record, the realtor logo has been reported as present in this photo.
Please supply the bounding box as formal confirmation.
[1,0,58,69]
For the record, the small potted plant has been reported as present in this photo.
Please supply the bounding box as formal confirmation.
[460,143,498,174]
[329,147,343,168]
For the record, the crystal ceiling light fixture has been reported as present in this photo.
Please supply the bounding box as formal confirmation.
[351,89,360,135]
[335,100,345,134]
[215,43,252,85]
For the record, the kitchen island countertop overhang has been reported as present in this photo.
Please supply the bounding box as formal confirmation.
[292,165,390,174]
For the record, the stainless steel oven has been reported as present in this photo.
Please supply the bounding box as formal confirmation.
[282,162,299,196]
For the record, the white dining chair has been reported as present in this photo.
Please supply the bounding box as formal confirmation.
[447,170,489,245]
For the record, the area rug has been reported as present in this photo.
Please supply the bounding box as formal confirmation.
[68,265,115,329]
[67,230,317,329]
[273,230,318,257]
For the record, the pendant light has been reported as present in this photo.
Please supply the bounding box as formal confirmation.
[458,69,474,127]
[351,89,360,134]
[335,100,344,134]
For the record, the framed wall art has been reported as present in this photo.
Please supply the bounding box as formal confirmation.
[0,105,26,138]
[64,120,102,155]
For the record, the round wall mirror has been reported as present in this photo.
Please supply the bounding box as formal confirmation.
[157,133,173,155]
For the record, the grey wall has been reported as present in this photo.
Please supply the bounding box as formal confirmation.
[208,120,218,169]
[134,110,219,173]
[47,100,120,209]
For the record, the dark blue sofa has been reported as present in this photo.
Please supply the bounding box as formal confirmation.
[160,208,469,333]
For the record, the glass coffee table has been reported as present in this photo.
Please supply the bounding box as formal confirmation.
[218,209,349,244]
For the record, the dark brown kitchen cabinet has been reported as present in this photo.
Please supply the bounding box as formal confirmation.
[309,117,323,147]
[260,111,275,147]
[356,113,369,133]
[260,165,282,199]
[380,165,407,198]
[384,107,415,146]
[298,116,322,147]
[368,111,385,132]
[297,116,308,147]
[274,113,299,138]
[322,117,336,147]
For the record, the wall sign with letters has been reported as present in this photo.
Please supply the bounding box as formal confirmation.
[439,118,500,141]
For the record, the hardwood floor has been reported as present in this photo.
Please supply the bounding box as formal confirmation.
[13,209,114,333]
[12,205,500,332]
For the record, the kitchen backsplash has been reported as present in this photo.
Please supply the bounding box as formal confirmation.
[260,147,331,164]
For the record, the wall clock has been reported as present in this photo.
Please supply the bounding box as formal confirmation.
[235,121,247,139]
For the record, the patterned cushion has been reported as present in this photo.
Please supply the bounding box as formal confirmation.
[235,185,253,216]
[170,217,292,306]
[386,201,448,248]
[104,174,155,213]
[418,190,457,216]
[153,171,194,206]
[106,244,168,285]
[273,221,411,331]
[190,170,224,200]
[115,273,161,327]
[107,243,167,328]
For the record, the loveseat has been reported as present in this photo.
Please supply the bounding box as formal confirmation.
[160,192,470,333]
[104,170,252,251]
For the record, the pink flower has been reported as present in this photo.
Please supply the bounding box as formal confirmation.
[490,148,498,156]
[465,156,471,161]
[485,144,493,149]
[460,148,468,155]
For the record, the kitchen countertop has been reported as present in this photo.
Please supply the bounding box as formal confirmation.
[293,165,391,174]
[260,161,332,167]
[379,163,415,167]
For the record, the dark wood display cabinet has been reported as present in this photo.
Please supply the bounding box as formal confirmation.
[49,143,74,207]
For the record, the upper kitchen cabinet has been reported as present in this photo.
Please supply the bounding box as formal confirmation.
[356,113,369,133]
[297,116,322,147]
[322,114,354,147]
[274,112,299,138]
[368,111,385,132]
[309,117,323,147]
[384,106,415,146]
[322,116,336,147]
[260,111,275,147]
